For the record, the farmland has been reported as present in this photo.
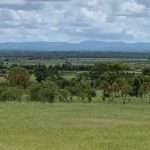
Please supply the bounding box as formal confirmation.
[0,51,150,149]
[1,0,150,149]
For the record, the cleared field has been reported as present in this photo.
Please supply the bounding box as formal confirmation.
[0,100,150,150]
[3,58,149,66]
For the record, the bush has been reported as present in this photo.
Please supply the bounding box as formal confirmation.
[0,77,9,86]
[0,87,23,102]
[29,84,41,102]
[57,89,70,102]
[39,87,55,103]
[29,80,57,103]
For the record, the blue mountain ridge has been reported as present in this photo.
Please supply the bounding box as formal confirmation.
[0,41,150,51]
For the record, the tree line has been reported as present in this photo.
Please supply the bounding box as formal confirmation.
[0,51,150,60]
[0,61,150,104]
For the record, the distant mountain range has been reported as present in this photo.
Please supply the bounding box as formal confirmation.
[0,41,150,51]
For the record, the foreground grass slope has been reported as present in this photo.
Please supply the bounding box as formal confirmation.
[0,100,150,150]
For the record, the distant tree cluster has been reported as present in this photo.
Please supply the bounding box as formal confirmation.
[0,60,150,104]
[0,50,150,60]
[96,62,150,103]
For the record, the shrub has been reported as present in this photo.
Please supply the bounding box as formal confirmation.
[29,84,41,102]
[29,80,57,103]
[0,77,9,86]
[57,89,70,102]
[0,87,23,102]
[38,88,55,103]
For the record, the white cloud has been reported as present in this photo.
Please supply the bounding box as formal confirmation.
[121,0,145,13]
[0,0,150,42]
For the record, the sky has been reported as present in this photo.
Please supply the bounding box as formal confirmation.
[0,0,150,42]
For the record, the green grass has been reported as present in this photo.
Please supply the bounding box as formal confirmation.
[4,58,149,66]
[0,101,150,150]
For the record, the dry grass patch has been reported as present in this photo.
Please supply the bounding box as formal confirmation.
[64,118,150,126]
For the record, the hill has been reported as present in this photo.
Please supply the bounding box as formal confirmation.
[0,41,150,51]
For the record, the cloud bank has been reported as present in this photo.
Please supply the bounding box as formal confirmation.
[0,0,150,42]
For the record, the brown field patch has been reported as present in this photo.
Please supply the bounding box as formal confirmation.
[64,118,150,126]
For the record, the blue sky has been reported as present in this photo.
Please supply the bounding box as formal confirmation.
[0,0,150,42]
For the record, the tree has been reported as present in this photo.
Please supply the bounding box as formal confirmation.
[100,81,111,101]
[39,80,57,103]
[86,88,96,103]
[132,77,141,97]
[8,67,30,88]
[51,75,70,88]
[78,79,89,102]
[143,75,150,90]
[75,78,96,103]
[29,79,57,103]
[90,62,108,79]
[29,84,41,102]
[92,62,108,74]
[144,81,149,95]
[112,81,120,99]
[34,64,48,82]
[121,82,131,104]
[100,71,116,85]
[109,61,128,77]
[142,68,150,76]
[57,89,70,102]
[115,77,126,91]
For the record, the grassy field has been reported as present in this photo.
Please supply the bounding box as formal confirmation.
[3,58,150,66]
[0,100,150,150]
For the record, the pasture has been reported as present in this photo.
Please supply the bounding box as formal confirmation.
[1,51,150,150]
[0,99,150,150]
